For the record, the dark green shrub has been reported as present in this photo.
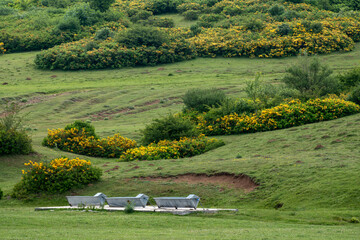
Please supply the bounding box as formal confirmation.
[65,3,100,26]
[94,27,113,40]
[204,98,257,122]
[56,16,81,32]
[286,0,303,3]
[282,56,340,98]
[0,188,3,200]
[282,10,301,20]
[183,10,200,21]
[347,84,360,104]
[117,25,169,48]
[145,0,179,14]
[269,4,285,16]
[88,0,115,12]
[84,41,99,51]
[338,67,360,88]
[183,88,226,112]
[277,23,292,36]
[309,22,323,33]
[0,128,32,155]
[141,114,198,145]
[190,24,202,35]
[244,18,264,31]
[130,10,153,23]
[0,6,16,15]
[202,0,221,7]
[102,10,125,22]
[64,120,98,138]
[142,17,175,28]
[40,0,69,8]
[222,6,242,16]
[124,202,135,213]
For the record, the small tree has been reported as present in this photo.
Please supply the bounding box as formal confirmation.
[282,54,339,98]
[88,0,115,12]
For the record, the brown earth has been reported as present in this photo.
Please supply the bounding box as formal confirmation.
[135,173,259,193]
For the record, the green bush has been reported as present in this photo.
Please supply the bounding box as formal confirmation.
[190,24,202,35]
[244,18,264,31]
[64,120,98,138]
[203,98,257,122]
[12,157,102,198]
[56,16,81,32]
[89,0,115,12]
[64,3,100,26]
[0,6,16,15]
[141,114,198,145]
[183,10,200,21]
[142,17,175,28]
[0,188,3,200]
[145,0,178,14]
[282,56,340,98]
[40,0,70,8]
[117,25,169,48]
[94,27,113,40]
[0,104,32,155]
[183,88,226,112]
[129,10,153,23]
[338,67,360,88]
[277,23,292,36]
[0,128,32,155]
[269,4,285,16]
[347,84,360,104]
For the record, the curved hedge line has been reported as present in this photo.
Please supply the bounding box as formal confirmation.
[196,97,360,135]
[42,128,137,157]
[119,135,225,161]
[35,37,196,70]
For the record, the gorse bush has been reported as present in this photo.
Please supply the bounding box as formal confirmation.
[0,188,3,200]
[43,128,137,158]
[56,16,81,32]
[196,97,360,135]
[117,25,169,48]
[183,88,227,112]
[120,135,225,161]
[282,55,340,99]
[183,10,200,21]
[141,114,198,145]
[269,4,285,16]
[12,158,102,198]
[64,120,98,138]
[64,3,100,26]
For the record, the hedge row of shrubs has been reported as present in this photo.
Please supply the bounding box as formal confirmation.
[42,128,137,158]
[12,158,102,198]
[119,135,224,161]
[195,97,360,135]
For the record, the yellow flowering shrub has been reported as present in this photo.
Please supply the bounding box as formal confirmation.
[43,128,137,158]
[197,98,360,135]
[12,158,102,198]
[119,135,224,161]
[0,42,5,54]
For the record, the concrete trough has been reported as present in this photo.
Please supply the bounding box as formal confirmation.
[66,192,107,207]
[154,194,200,209]
[106,194,149,208]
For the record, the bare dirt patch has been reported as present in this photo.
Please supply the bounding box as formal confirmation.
[136,173,258,193]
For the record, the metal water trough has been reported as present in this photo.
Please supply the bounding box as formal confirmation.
[66,192,107,207]
[106,194,149,208]
[154,194,200,209]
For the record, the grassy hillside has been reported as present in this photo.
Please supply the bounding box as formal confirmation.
[1,41,360,239]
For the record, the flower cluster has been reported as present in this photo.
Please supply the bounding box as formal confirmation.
[119,135,224,161]
[0,42,5,54]
[197,98,360,135]
[43,128,137,158]
[12,158,102,196]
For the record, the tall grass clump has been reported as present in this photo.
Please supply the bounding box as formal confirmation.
[183,88,226,112]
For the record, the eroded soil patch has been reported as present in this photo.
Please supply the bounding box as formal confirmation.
[136,173,259,193]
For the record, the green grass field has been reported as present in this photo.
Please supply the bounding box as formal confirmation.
[1,45,360,239]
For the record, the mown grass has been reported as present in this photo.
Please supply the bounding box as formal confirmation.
[1,45,360,239]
